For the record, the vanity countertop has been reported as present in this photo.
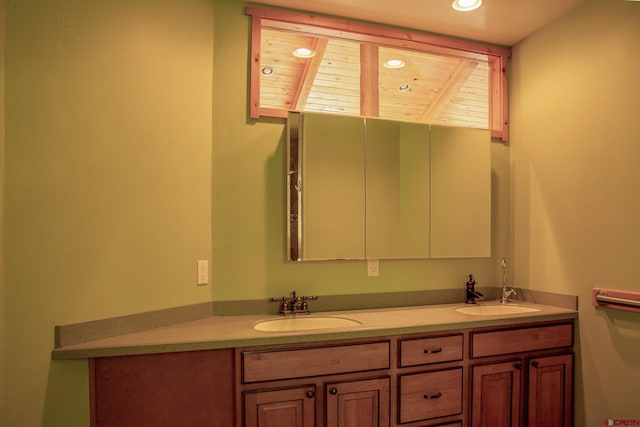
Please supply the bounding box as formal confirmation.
[52,301,577,360]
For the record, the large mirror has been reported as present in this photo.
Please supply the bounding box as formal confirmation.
[287,112,491,261]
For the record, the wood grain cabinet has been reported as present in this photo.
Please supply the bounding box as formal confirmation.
[89,319,574,427]
[397,333,464,425]
[244,386,316,427]
[240,341,391,427]
[470,323,574,427]
[90,349,235,427]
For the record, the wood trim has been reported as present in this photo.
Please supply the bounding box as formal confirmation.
[293,38,329,110]
[249,13,262,119]
[245,6,511,139]
[489,54,509,141]
[360,44,379,116]
[245,7,511,57]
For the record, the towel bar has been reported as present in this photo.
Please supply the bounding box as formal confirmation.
[593,288,640,313]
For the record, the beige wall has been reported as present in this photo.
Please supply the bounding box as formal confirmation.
[510,0,640,424]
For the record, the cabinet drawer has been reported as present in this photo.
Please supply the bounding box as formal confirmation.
[399,367,463,423]
[471,323,573,358]
[400,334,463,367]
[242,341,390,383]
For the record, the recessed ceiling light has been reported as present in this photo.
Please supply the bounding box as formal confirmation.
[384,59,405,69]
[261,66,274,76]
[398,83,411,93]
[452,0,482,12]
[292,48,316,58]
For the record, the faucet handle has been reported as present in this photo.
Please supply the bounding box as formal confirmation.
[271,296,291,314]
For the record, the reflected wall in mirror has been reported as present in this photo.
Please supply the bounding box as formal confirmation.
[365,119,430,259]
[430,126,491,258]
[287,112,491,261]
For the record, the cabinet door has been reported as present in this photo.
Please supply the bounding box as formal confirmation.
[326,377,389,427]
[244,386,315,427]
[471,361,522,427]
[528,354,573,427]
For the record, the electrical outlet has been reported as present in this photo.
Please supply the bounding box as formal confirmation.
[197,260,208,285]
[367,260,379,277]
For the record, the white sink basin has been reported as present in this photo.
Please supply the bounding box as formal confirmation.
[254,316,361,332]
[455,304,541,316]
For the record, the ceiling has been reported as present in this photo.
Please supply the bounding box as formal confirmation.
[247,0,587,46]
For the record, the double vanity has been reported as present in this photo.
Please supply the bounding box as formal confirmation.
[53,297,576,427]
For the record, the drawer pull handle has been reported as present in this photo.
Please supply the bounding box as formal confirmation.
[531,360,540,368]
[306,391,315,398]
[423,392,442,400]
[423,347,443,354]
[329,387,338,395]
[515,362,522,370]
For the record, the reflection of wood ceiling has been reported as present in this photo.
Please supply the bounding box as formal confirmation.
[260,29,489,129]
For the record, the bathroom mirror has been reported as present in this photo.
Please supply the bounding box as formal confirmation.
[287,111,491,261]
[365,118,430,259]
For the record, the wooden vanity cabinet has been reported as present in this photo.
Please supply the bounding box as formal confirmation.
[88,318,574,427]
[239,340,391,427]
[469,322,574,427]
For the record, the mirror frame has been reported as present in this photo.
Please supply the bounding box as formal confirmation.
[246,6,511,141]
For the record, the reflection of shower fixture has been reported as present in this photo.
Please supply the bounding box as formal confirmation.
[500,257,517,303]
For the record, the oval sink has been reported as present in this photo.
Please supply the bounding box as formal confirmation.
[455,304,541,316]
[254,316,361,332]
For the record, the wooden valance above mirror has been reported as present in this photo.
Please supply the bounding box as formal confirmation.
[246,7,511,141]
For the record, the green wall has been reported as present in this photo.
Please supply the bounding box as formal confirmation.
[2,0,507,425]
[210,0,507,301]
[510,0,640,424]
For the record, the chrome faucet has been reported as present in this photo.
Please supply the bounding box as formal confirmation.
[271,290,318,315]
[500,257,517,304]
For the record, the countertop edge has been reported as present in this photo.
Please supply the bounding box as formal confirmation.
[51,310,577,360]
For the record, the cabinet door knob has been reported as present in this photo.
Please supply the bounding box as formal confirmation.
[329,387,338,395]
[423,347,443,354]
[515,362,522,370]
[423,392,442,400]
[306,390,315,398]
[531,360,540,368]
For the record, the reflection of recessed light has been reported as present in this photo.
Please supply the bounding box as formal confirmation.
[452,0,482,11]
[384,59,405,69]
[292,48,316,58]
[398,83,411,93]
[261,66,274,76]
